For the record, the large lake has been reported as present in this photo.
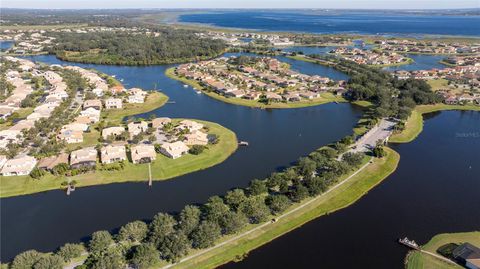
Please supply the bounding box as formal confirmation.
[179,11,480,36]
[0,54,359,261]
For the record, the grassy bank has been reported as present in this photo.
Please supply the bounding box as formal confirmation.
[0,120,237,198]
[170,148,399,269]
[405,231,480,269]
[165,67,345,109]
[390,104,480,143]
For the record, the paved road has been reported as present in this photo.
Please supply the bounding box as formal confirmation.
[350,119,397,153]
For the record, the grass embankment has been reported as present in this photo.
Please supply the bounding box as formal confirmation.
[0,120,237,198]
[170,148,400,269]
[165,68,345,109]
[405,231,480,269]
[390,104,480,143]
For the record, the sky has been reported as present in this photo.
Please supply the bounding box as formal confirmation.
[1,0,479,9]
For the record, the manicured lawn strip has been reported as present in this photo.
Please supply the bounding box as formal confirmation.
[405,231,480,269]
[390,104,480,143]
[171,148,399,269]
[0,120,237,198]
[165,68,345,109]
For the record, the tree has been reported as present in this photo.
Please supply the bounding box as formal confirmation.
[224,189,247,211]
[289,183,309,202]
[90,251,125,269]
[33,255,64,269]
[118,220,148,243]
[10,250,45,269]
[188,145,206,155]
[248,179,267,196]
[240,197,270,224]
[56,243,85,262]
[297,157,317,179]
[373,144,386,158]
[305,177,327,196]
[342,152,364,167]
[149,213,176,246]
[178,205,201,236]
[30,167,45,179]
[203,196,230,225]
[130,243,160,269]
[266,194,291,215]
[220,211,248,235]
[158,232,190,262]
[191,221,221,249]
[89,230,114,254]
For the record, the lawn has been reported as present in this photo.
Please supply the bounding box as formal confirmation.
[390,104,480,143]
[405,231,480,269]
[165,68,346,109]
[427,79,449,92]
[0,120,237,198]
[170,148,400,269]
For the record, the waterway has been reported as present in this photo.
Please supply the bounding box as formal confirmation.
[0,54,360,261]
[222,110,480,269]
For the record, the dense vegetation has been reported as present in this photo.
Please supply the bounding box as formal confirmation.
[47,30,226,65]
[6,134,368,268]
[310,55,442,120]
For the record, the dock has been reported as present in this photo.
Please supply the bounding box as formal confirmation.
[398,237,420,250]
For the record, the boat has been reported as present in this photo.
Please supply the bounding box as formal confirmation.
[238,141,249,146]
[183,84,189,88]
[398,237,420,250]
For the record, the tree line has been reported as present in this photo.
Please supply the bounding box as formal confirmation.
[6,135,369,269]
[47,30,227,65]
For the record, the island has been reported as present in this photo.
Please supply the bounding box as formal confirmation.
[0,57,238,198]
[166,55,345,109]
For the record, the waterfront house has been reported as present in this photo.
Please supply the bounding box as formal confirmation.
[70,147,97,169]
[104,98,123,109]
[183,130,209,146]
[110,85,125,95]
[128,94,145,104]
[159,141,189,159]
[299,91,320,99]
[37,153,69,171]
[130,144,156,164]
[453,243,480,269]
[1,155,37,176]
[264,92,282,102]
[151,117,172,129]
[100,145,127,164]
[102,126,125,140]
[127,121,148,137]
[83,99,103,111]
[176,120,204,132]
[92,88,104,97]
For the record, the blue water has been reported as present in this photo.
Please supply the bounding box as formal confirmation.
[180,11,480,36]
[0,40,14,51]
[384,54,447,71]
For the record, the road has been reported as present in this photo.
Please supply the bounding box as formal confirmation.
[350,119,397,153]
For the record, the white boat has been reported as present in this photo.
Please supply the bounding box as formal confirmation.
[183,84,188,88]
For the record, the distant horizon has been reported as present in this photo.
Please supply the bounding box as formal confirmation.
[1,7,480,11]
[1,0,478,10]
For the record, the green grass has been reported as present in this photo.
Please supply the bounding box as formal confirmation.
[405,231,480,269]
[171,148,400,269]
[427,79,450,91]
[0,120,237,198]
[165,68,345,109]
[0,107,34,130]
[390,104,480,143]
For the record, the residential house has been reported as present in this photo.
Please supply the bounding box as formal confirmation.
[127,121,148,137]
[0,155,7,170]
[100,145,127,164]
[57,129,83,144]
[62,123,89,132]
[130,144,156,164]
[151,117,172,129]
[80,107,101,123]
[105,98,123,109]
[83,99,102,110]
[128,94,145,104]
[37,153,69,171]
[1,156,37,176]
[102,126,125,140]
[176,120,204,132]
[159,141,189,159]
[70,147,97,169]
[183,130,209,146]
[0,130,22,149]
[453,243,480,269]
